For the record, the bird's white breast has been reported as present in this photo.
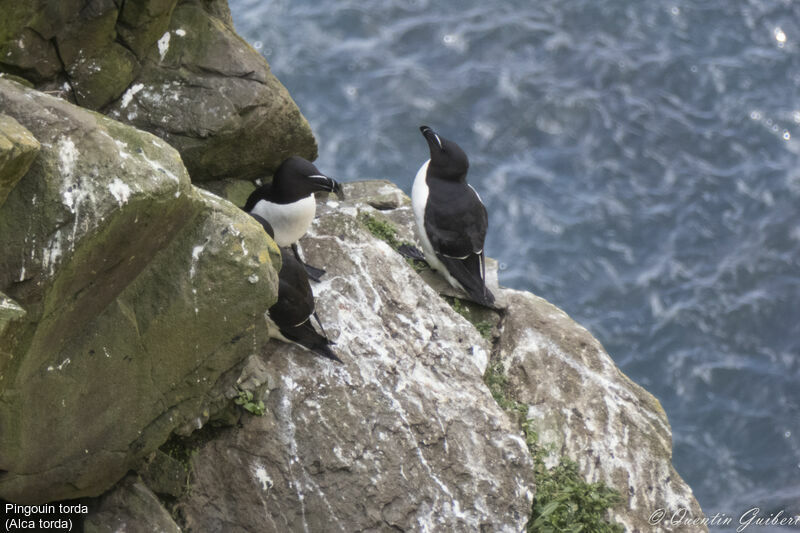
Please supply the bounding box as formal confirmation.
[411,160,430,238]
[250,194,316,246]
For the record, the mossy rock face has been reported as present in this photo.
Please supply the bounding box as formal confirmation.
[0,78,195,378]
[0,1,67,82]
[195,178,256,208]
[0,79,279,503]
[0,0,142,109]
[0,0,316,181]
[106,0,317,182]
[0,113,40,208]
[0,189,277,504]
[117,0,179,59]
[53,0,141,109]
[65,44,140,110]
[138,449,190,499]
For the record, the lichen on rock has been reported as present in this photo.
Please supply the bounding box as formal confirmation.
[105,0,318,182]
[495,289,707,532]
[0,0,317,182]
[0,78,280,503]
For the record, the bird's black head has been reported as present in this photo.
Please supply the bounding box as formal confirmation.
[269,156,343,203]
[420,126,469,182]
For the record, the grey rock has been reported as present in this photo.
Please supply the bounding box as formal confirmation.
[139,450,190,500]
[496,289,706,532]
[105,0,317,181]
[339,178,411,210]
[0,0,317,182]
[173,193,536,532]
[84,475,182,533]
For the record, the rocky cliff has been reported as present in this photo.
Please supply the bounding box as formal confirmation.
[1,1,706,531]
[0,0,316,180]
[0,78,281,503]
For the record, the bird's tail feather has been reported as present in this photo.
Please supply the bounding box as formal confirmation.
[280,321,342,363]
[438,253,496,307]
[310,342,343,364]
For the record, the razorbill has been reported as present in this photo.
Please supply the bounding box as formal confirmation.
[412,126,495,307]
[251,213,341,363]
[244,156,342,281]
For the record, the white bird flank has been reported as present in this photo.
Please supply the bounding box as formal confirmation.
[250,195,316,246]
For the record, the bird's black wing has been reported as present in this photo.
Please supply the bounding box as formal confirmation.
[243,183,272,212]
[268,247,341,362]
[250,213,275,239]
[275,318,341,363]
[424,180,495,306]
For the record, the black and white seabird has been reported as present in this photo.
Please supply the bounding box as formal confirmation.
[244,156,342,281]
[250,213,341,363]
[411,126,495,307]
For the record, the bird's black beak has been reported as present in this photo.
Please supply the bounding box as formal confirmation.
[332,179,344,199]
[308,174,344,198]
[420,125,444,154]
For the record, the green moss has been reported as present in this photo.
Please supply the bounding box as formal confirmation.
[528,458,623,533]
[0,73,34,88]
[483,360,623,533]
[359,212,428,269]
[405,256,428,272]
[484,359,528,418]
[234,388,265,416]
[159,435,196,475]
[359,213,403,249]
[445,296,496,341]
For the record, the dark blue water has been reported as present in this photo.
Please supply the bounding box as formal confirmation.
[230,0,800,526]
